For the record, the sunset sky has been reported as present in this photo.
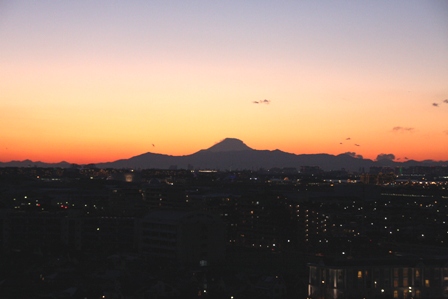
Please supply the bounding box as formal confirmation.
[1,1,448,164]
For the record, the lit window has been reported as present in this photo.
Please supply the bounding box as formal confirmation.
[403,277,408,287]
[358,271,362,279]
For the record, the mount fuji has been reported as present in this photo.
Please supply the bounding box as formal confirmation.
[1,138,446,171]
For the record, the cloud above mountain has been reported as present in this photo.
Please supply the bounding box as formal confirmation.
[343,152,363,159]
[376,153,395,161]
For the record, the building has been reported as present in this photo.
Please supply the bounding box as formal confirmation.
[138,210,225,266]
[308,257,448,299]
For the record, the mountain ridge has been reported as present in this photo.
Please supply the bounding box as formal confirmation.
[1,138,447,171]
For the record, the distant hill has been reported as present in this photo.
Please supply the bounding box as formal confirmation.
[0,159,72,168]
[1,138,447,171]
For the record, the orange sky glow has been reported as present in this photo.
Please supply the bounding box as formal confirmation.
[1,1,447,164]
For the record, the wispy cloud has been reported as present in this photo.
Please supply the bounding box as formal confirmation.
[392,126,415,133]
[253,99,271,105]
[444,130,448,135]
[432,99,448,107]
[339,137,360,146]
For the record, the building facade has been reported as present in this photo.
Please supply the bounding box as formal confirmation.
[308,257,448,299]
[138,210,226,266]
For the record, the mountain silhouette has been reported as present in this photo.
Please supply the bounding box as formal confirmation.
[0,159,71,168]
[1,138,447,171]
[92,138,446,171]
[205,138,252,152]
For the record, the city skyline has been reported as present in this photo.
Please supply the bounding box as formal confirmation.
[1,1,448,164]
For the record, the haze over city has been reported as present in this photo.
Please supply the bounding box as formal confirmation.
[1,1,447,164]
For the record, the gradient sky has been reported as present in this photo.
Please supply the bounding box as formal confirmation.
[1,0,448,164]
